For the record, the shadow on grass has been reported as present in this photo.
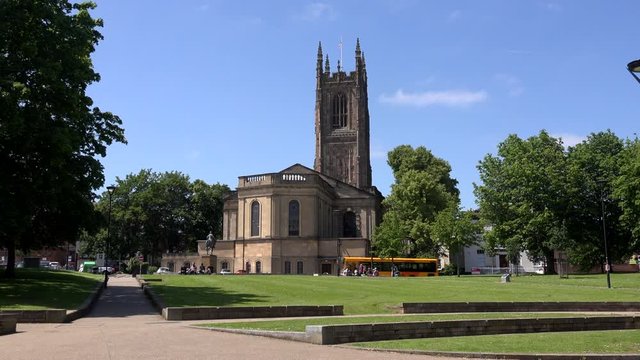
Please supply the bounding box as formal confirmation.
[151,284,268,308]
[0,269,100,310]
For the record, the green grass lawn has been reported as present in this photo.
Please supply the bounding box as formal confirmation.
[0,269,102,310]
[146,273,640,314]
[201,313,601,332]
[351,330,640,354]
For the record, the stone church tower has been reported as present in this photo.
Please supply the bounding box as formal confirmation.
[314,39,372,190]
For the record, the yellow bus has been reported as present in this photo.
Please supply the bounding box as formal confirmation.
[342,256,439,277]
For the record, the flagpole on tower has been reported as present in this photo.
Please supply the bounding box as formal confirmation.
[338,37,343,72]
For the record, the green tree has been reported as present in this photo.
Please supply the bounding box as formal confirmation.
[613,138,640,253]
[565,131,629,271]
[374,145,459,258]
[474,131,567,273]
[430,206,482,276]
[93,170,229,264]
[0,1,125,277]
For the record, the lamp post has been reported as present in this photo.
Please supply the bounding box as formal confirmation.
[627,59,640,84]
[599,185,612,289]
[105,185,116,287]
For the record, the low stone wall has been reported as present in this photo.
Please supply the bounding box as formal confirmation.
[0,314,17,335]
[403,302,640,313]
[163,305,344,321]
[65,282,105,322]
[0,309,66,323]
[306,316,640,345]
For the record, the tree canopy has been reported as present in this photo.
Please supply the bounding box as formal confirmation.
[475,130,638,273]
[373,145,459,258]
[83,170,229,265]
[0,1,125,277]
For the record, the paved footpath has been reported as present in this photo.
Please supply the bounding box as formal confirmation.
[1,276,469,360]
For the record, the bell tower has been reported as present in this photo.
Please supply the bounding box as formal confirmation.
[314,39,372,190]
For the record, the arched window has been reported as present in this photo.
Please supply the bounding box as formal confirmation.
[284,261,291,274]
[221,261,229,270]
[288,200,300,236]
[256,261,261,274]
[343,211,357,238]
[250,201,260,237]
[245,261,251,273]
[296,261,304,274]
[332,93,348,128]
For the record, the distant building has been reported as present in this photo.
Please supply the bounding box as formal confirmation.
[211,40,382,275]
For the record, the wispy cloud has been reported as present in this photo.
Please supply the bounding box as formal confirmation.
[552,133,586,148]
[370,148,388,160]
[379,89,488,107]
[494,74,524,97]
[447,10,462,22]
[186,150,201,161]
[294,3,337,22]
[542,2,562,12]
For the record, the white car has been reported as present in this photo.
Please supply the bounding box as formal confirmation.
[220,269,232,275]
[156,267,172,274]
[48,261,61,270]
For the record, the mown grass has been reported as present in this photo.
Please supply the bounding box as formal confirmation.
[351,330,640,354]
[0,268,102,310]
[201,313,599,332]
[146,273,640,314]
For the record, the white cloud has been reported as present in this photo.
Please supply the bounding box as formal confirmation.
[552,133,586,148]
[294,3,336,22]
[494,74,524,97]
[379,89,488,107]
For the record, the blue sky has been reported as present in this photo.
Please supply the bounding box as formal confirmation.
[89,1,640,209]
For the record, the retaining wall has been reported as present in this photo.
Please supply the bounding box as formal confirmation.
[0,309,66,323]
[163,305,343,321]
[306,316,640,345]
[0,314,17,335]
[403,302,640,313]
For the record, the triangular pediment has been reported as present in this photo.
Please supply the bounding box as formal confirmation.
[279,163,316,174]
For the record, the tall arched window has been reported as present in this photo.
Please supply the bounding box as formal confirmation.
[343,211,357,238]
[221,261,229,270]
[255,261,262,274]
[288,200,300,236]
[332,93,348,128]
[250,201,260,237]
[245,261,251,273]
[296,261,304,274]
[284,261,291,274]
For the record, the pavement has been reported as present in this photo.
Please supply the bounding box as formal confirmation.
[0,275,462,360]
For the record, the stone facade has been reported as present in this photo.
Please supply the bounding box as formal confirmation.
[211,40,382,275]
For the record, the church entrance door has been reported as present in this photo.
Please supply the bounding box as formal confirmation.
[321,263,332,275]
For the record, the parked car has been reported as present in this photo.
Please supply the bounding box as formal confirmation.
[156,267,172,274]
[92,266,114,274]
[235,269,247,275]
[48,261,61,270]
[220,269,232,275]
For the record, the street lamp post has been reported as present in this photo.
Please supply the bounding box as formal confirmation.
[599,186,612,289]
[627,59,640,84]
[105,185,116,287]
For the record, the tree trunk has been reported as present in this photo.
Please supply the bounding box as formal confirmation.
[3,238,16,278]
[545,250,556,275]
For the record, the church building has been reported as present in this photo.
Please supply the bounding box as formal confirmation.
[211,40,382,275]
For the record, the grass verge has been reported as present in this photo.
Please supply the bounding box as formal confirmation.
[200,313,601,332]
[0,268,102,310]
[350,329,640,354]
[145,273,640,314]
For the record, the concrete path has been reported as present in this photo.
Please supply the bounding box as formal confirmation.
[1,276,462,360]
